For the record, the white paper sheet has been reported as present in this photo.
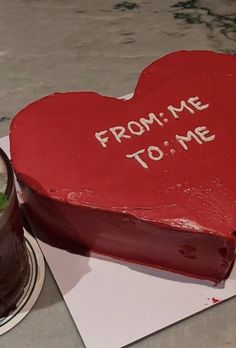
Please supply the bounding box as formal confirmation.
[1,135,236,348]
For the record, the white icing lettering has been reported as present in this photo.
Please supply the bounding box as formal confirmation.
[148,146,164,161]
[110,126,131,143]
[126,149,148,169]
[194,126,215,142]
[95,130,109,148]
[167,101,195,119]
[187,96,209,111]
[140,112,163,130]
[127,121,145,136]
[95,96,212,168]
[176,131,202,150]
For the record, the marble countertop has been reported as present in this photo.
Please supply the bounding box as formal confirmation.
[1,0,236,347]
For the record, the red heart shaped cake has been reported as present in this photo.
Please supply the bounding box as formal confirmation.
[10,50,236,283]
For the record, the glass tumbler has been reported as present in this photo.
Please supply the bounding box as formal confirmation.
[0,147,30,318]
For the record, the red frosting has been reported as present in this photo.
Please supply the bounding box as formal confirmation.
[10,50,236,283]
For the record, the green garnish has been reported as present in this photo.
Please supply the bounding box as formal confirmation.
[0,192,9,210]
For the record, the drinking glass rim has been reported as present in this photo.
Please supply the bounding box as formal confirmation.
[0,147,13,200]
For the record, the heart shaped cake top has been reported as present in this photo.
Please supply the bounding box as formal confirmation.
[10,50,236,241]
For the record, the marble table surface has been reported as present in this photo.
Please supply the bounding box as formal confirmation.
[1,0,236,347]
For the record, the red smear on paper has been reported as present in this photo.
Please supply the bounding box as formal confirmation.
[211,297,221,303]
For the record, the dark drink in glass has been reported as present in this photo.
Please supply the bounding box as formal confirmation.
[0,148,30,317]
